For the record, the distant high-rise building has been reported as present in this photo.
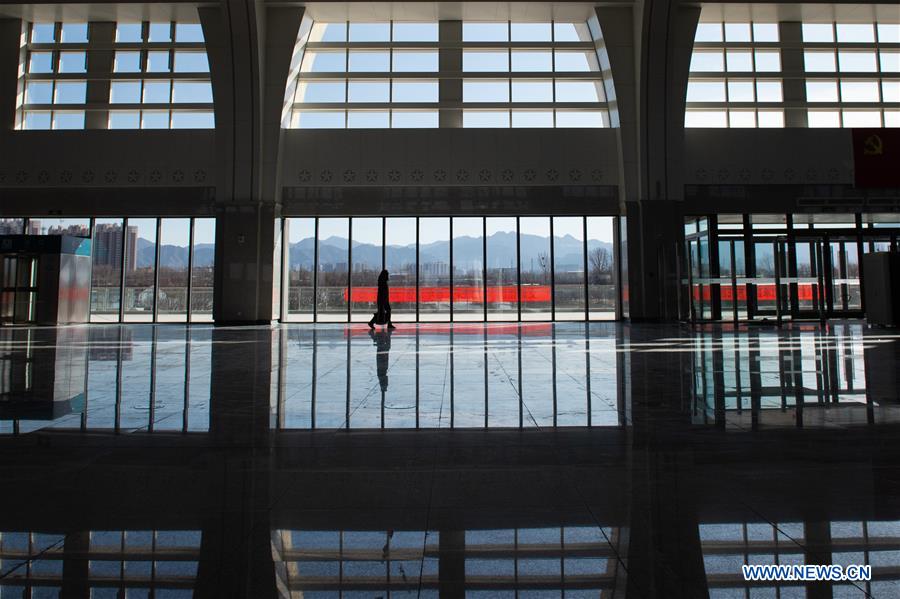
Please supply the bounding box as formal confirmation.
[93,223,138,271]
[0,219,23,235]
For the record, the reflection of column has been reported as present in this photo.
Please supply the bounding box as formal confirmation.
[438,530,465,598]
[61,531,90,598]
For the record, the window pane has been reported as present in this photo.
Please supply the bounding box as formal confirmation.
[842,110,881,127]
[452,217,484,320]
[347,110,389,128]
[392,80,438,102]
[757,110,784,128]
[350,218,383,321]
[881,51,900,73]
[806,80,839,102]
[142,110,169,128]
[694,23,723,42]
[110,81,142,104]
[52,110,85,129]
[724,23,752,42]
[60,23,88,43]
[512,110,553,127]
[316,218,349,321]
[419,217,450,321]
[883,81,900,102]
[172,81,212,103]
[753,23,779,42]
[158,218,190,321]
[392,22,438,42]
[349,22,390,42]
[556,110,608,127]
[463,110,510,127]
[147,51,170,72]
[512,50,552,72]
[511,22,551,41]
[520,217,551,320]
[555,80,605,102]
[690,51,724,72]
[31,23,56,43]
[755,80,782,102]
[123,219,157,322]
[754,50,780,72]
[149,22,172,42]
[25,81,53,104]
[553,22,590,42]
[384,218,417,321]
[23,111,51,129]
[512,80,552,102]
[348,80,390,103]
[32,218,90,236]
[58,51,86,73]
[293,110,344,128]
[391,50,438,72]
[463,50,509,72]
[300,51,347,73]
[808,110,841,127]
[725,50,752,72]
[391,110,438,128]
[463,23,509,42]
[802,23,834,42]
[285,218,316,320]
[840,80,879,102]
[171,111,214,128]
[464,80,509,102]
[727,80,755,102]
[878,24,900,43]
[587,217,616,319]
[91,219,125,322]
[296,80,345,103]
[114,51,142,72]
[0,219,24,234]
[553,217,586,320]
[485,217,518,320]
[554,50,600,72]
[143,80,171,103]
[175,23,204,42]
[836,23,875,43]
[310,23,346,42]
[54,81,86,104]
[686,80,726,102]
[804,51,836,72]
[109,110,141,128]
[116,23,143,42]
[838,51,877,72]
[174,51,210,72]
[348,51,390,72]
[685,110,727,127]
[28,51,54,73]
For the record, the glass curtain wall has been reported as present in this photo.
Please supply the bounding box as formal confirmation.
[280,216,619,322]
[452,217,485,321]
[90,218,124,322]
[157,218,190,320]
[190,218,215,321]
[123,218,157,322]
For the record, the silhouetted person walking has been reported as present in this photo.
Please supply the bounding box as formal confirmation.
[368,269,396,329]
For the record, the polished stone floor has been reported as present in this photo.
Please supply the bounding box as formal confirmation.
[0,321,898,598]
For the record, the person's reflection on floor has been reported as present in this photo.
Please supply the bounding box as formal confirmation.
[369,328,392,393]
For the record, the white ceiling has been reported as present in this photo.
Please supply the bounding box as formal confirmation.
[0,3,201,23]
[700,3,900,24]
[299,2,607,22]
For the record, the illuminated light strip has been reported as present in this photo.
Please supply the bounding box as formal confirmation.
[344,285,550,303]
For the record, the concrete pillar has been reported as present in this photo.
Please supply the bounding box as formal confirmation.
[85,22,114,130]
[780,22,808,128]
[438,529,465,598]
[61,531,90,599]
[439,20,463,128]
[200,2,302,324]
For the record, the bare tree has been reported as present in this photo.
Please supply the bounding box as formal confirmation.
[589,247,612,283]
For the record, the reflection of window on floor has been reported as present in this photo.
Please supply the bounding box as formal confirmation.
[272,526,624,595]
[701,521,900,598]
[279,216,618,322]
[0,530,201,598]
[17,20,214,130]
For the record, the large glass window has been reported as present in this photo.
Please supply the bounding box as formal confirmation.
[316,218,349,321]
[519,217,552,321]
[418,218,450,321]
[553,217,586,320]
[285,218,316,322]
[688,17,900,127]
[350,217,383,321]
[190,218,216,321]
[18,21,213,130]
[384,217,417,322]
[486,217,519,321]
[157,218,190,321]
[90,219,124,322]
[586,217,617,319]
[287,19,610,128]
[452,217,484,321]
[123,218,157,322]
